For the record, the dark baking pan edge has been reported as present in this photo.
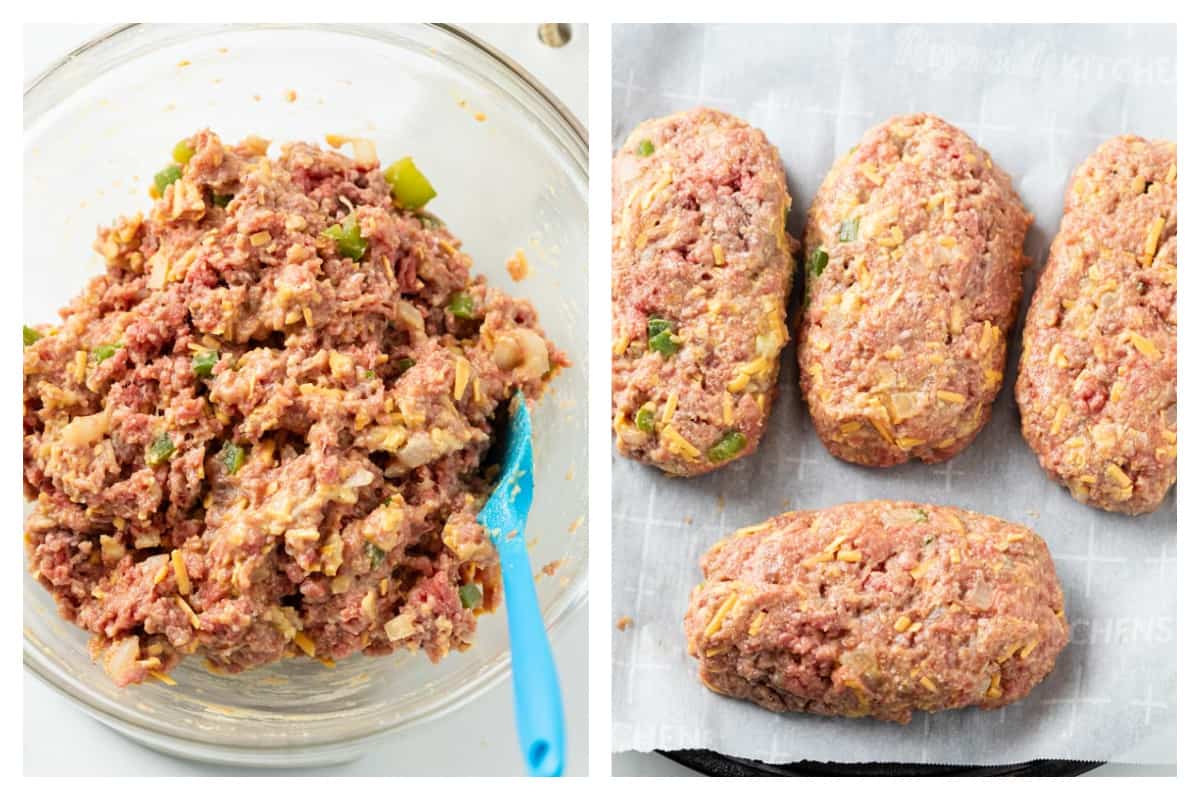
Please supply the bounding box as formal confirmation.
[659,749,1102,776]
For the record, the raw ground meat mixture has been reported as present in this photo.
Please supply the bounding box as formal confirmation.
[798,113,1032,467]
[685,501,1068,724]
[1016,135,1176,515]
[23,130,566,686]
[611,108,795,477]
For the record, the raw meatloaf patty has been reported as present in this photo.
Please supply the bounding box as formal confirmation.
[798,113,1032,467]
[1016,135,1177,515]
[685,501,1068,723]
[612,108,794,476]
[23,130,565,686]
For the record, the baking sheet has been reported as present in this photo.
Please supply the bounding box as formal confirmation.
[611,23,1176,766]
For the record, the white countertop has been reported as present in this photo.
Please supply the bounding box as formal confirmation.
[22,22,589,778]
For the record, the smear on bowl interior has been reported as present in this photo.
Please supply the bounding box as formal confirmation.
[22,130,566,686]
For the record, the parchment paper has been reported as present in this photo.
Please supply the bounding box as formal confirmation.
[611,23,1176,766]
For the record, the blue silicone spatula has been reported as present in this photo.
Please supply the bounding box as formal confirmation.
[476,390,565,777]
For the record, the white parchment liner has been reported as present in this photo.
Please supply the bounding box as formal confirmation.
[611,22,1176,765]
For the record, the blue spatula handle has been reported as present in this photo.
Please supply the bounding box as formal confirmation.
[477,393,565,776]
[495,534,565,777]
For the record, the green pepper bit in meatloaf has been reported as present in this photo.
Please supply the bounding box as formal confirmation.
[22,130,566,686]
[685,501,1068,723]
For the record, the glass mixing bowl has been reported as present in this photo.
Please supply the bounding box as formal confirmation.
[23,23,588,767]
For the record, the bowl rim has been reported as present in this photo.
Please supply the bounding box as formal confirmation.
[23,21,589,761]
[24,23,589,152]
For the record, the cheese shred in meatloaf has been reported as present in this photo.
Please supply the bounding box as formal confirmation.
[799,114,1032,467]
[1016,135,1176,515]
[612,108,795,476]
[22,130,566,686]
[685,501,1068,723]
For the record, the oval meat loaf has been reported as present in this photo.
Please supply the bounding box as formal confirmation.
[1016,136,1177,515]
[684,501,1068,723]
[612,108,794,476]
[798,114,1032,467]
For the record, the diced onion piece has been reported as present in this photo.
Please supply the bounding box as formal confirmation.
[99,534,126,564]
[384,612,416,641]
[886,392,919,422]
[350,139,376,164]
[344,467,375,488]
[134,532,162,549]
[360,588,378,619]
[349,138,376,165]
[319,532,344,577]
[104,637,142,684]
[963,580,994,610]
[327,350,354,378]
[395,432,437,469]
[325,133,378,166]
[166,178,206,222]
[146,250,169,289]
[510,328,549,381]
[395,300,425,332]
[61,410,110,447]
[492,335,523,370]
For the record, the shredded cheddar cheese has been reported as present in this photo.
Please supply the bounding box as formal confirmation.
[1127,331,1161,360]
[936,390,965,404]
[171,550,191,595]
[661,426,701,460]
[1141,216,1165,266]
[453,356,471,401]
[662,391,679,425]
[293,631,317,657]
[704,592,740,638]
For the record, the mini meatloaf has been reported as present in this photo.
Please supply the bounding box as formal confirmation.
[612,108,794,476]
[798,113,1032,467]
[23,130,566,686]
[1016,136,1177,515]
[685,501,1068,723]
